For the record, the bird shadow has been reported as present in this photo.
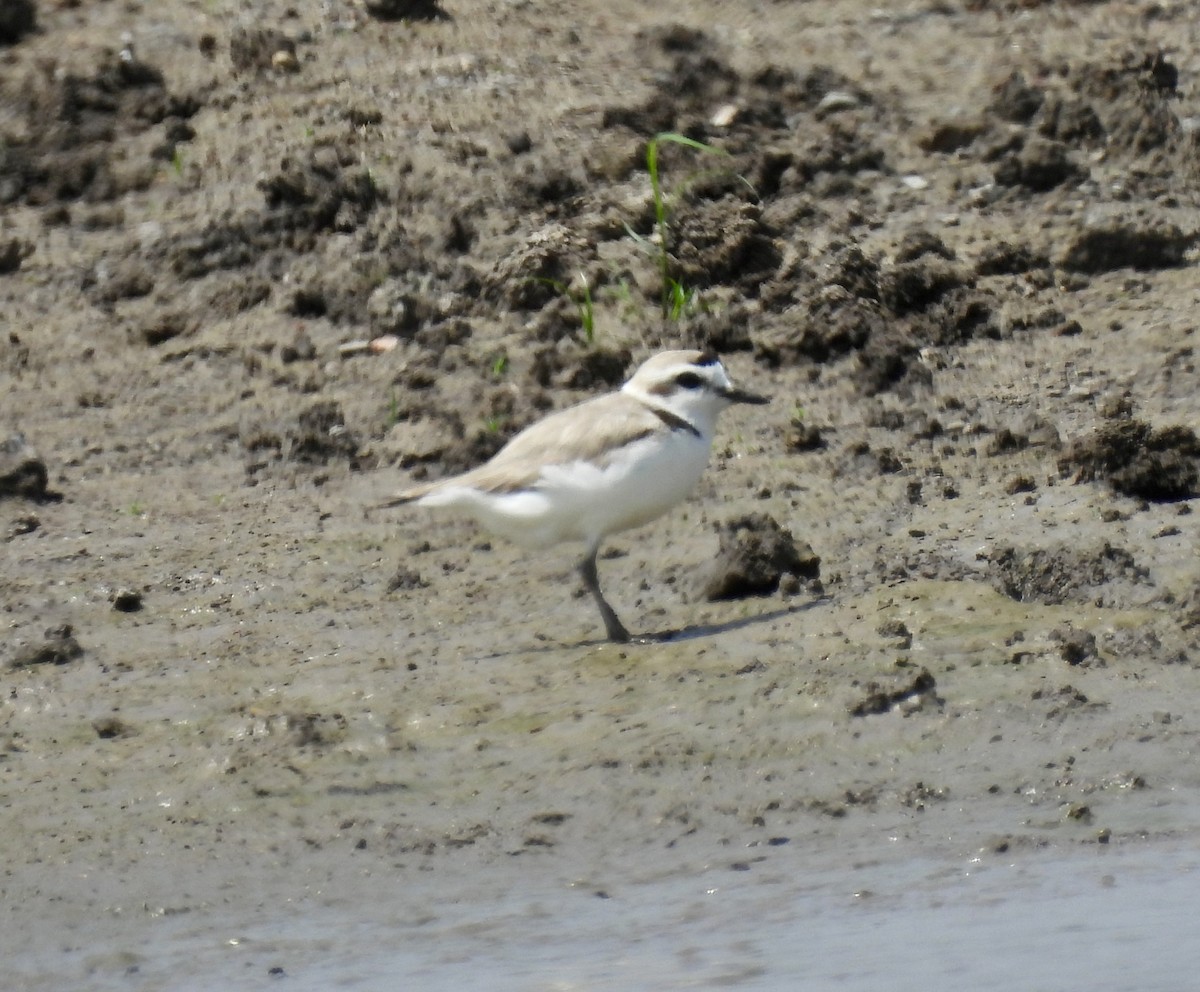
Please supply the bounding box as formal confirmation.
[473,596,828,659]
[637,596,829,645]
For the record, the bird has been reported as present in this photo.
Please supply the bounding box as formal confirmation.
[379,349,768,643]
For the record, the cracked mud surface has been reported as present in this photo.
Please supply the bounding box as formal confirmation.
[3,0,1200,986]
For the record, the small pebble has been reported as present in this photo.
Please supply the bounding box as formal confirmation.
[710,103,741,128]
[816,90,860,115]
[271,50,300,73]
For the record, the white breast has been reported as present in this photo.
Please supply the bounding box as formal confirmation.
[593,428,712,529]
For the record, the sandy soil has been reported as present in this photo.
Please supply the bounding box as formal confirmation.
[3,0,1200,985]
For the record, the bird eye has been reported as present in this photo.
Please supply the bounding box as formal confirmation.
[675,372,704,389]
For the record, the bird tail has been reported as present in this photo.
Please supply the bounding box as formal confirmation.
[371,480,439,511]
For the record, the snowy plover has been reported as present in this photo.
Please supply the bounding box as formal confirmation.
[381,350,768,642]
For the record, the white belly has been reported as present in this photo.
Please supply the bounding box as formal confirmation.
[428,430,712,550]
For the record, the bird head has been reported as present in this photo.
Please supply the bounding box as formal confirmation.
[623,350,769,435]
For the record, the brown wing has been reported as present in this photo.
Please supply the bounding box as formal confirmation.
[485,393,659,469]
[378,393,660,505]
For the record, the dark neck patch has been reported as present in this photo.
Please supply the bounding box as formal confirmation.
[652,406,701,438]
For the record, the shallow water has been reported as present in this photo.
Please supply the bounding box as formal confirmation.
[19,839,1195,992]
[336,844,1197,992]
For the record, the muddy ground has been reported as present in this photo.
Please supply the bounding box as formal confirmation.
[3,0,1200,986]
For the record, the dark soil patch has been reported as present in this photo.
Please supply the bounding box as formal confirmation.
[0,237,32,274]
[755,235,1000,393]
[669,198,782,295]
[1056,219,1195,274]
[993,137,1087,192]
[0,0,36,45]
[850,668,940,717]
[1060,420,1200,501]
[168,150,380,281]
[987,543,1150,606]
[979,244,1046,279]
[1071,50,1184,160]
[531,346,632,391]
[229,27,299,73]
[0,48,200,205]
[243,401,366,480]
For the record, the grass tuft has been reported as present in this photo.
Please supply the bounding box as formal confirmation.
[642,132,730,320]
[531,273,596,344]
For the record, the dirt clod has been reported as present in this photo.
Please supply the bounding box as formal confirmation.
[975,241,1049,276]
[1052,626,1100,667]
[386,566,427,593]
[0,237,32,274]
[989,71,1044,124]
[290,402,362,465]
[111,589,145,612]
[8,625,84,669]
[93,717,136,739]
[0,434,54,502]
[700,513,821,601]
[993,137,1086,192]
[364,0,450,20]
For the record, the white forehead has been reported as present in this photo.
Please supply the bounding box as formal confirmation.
[626,351,731,390]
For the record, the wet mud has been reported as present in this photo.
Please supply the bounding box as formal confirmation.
[3,0,1200,985]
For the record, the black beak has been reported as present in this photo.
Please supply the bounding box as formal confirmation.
[720,386,770,405]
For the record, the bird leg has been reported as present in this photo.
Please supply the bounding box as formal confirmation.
[579,547,630,643]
